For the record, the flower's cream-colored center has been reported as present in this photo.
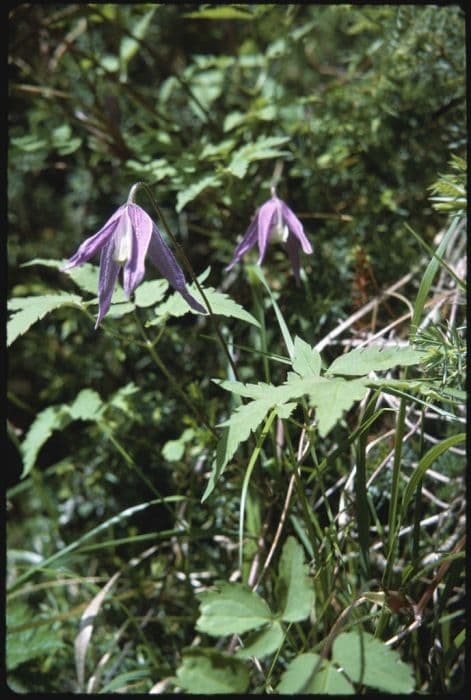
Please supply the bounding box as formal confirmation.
[113,209,133,264]
[269,201,289,244]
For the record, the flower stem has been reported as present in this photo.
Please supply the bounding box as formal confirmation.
[133,310,218,439]
[138,181,240,380]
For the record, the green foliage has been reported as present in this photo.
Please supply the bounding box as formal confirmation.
[206,340,426,494]
[20,389,104,478]
[150,281,260,327]
[176,649,250,694]
[275,535,315,622]
[196,537,313,641]
[332,630,415,693]
[277,630,415,694]
[8,293,84,346]
[7,3,465,694]
[277,652,355,694]
[429,155,466,215]
[197,582,273,636]
[327,346,427,376]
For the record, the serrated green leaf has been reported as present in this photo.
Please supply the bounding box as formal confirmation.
[332,631,415,693]
[227,136,290,178]
[7,603,63,671]
[8,293,83,345]
[133,279,169,307]
[176,174,222,212]
[214,378,274,399]
[223,110,246,132]
[235,621,283,659]
[20,406,72,479]
[306,377,368,437]
[67,263,127,302]
[176,649,249,694]
[152,284,260,327]
[292,336,322,377]
[68,389,104,421]
[20,389,105,478]
[277,652,354,694]
[327,345,427,376]
[196,582,273,636]
[276,536,314,622]
[202,398,272,501]
[276,401,296,419]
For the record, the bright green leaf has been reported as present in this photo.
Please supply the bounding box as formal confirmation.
[152,284,260,327]
[292,336,322,377]
[307,377,368,437]
[226,136,290,179]
[133,279,169,307]
[235,621,283,659]
[68,389,104,421]
[7,603,63,671]
[327,345,427,376]
[176,174,222,212]
[20,389,105,478]
[332,631,415,693]
[276,536,314,622]
[196,582,273,636]
[8,293,83,346]
[176,648,249,694]
[277,652,354,694]
[20,406,71,479]
[202,398,271,501]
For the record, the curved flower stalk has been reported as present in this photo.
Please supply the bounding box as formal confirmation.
[61,186,206,327]
[225,186,313,283]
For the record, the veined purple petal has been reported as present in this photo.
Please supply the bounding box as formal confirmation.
[147,225,207,314]
[280,201,312,254]
[285,234,301,286]
[122,204,153,298]
[257,199,278,265]
[61,205,126,271]
[225,216,258,271]
[95,237,121,328]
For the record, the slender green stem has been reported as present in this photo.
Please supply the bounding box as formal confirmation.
[383,393,407,590]
[355,391,379,584]
[138,181,240,380]
[239,408,277,575]
[133,311,218,438]
[102,426,171,504]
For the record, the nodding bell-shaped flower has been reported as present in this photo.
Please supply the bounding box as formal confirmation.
[61,184,207,327]
[225,186,313,284]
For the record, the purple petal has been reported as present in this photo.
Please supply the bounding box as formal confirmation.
[280,201,313,254]
[257,199,278,264]
[147,225,207,314]
[225,215,258,270]
[285,235,301,286]
[61,205,126,271]
[123,204,153,297]
[95,238,121,327]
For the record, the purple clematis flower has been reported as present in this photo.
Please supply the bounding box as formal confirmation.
[61,188,206,327]
[225,187,313,284]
